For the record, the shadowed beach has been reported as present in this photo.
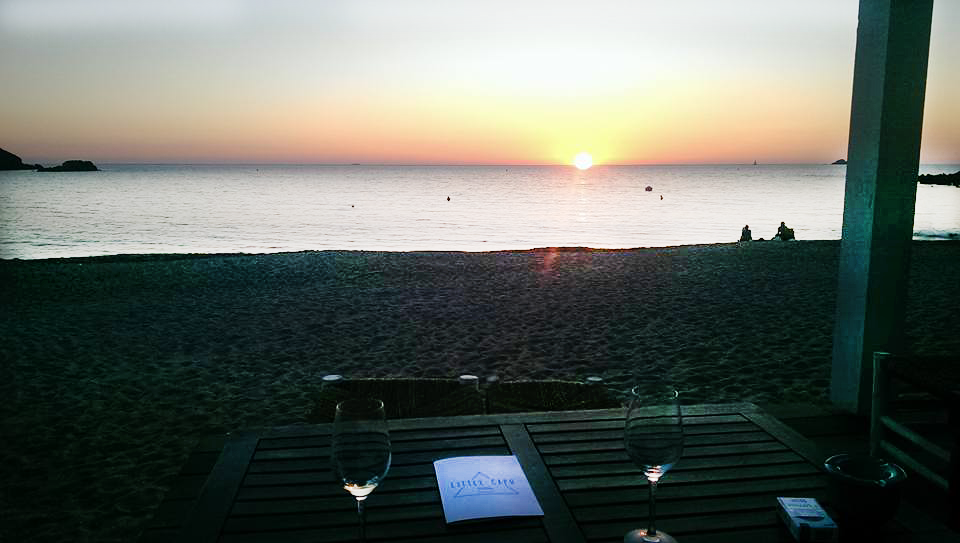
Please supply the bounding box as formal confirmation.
[1,240,958,541]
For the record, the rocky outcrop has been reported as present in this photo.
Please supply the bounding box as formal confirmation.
[36,160,99,172]
[918,171,960,187]
[1,148,99,171]
[831,159,847,165]
[0,147,39,170]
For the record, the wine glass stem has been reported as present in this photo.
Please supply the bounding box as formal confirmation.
[357,498,366,542]
[647,479,658,537]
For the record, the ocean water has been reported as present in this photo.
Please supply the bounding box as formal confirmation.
[1,164,958,260]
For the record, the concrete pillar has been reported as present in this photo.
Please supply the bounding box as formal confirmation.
[830,0,934,414]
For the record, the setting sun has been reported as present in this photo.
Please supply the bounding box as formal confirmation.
[574,152,593,170]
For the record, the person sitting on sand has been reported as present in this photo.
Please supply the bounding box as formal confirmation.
[775,221,795,241]
[740,224,752,242]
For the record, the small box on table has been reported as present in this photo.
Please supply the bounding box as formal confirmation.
[776,497,838,542]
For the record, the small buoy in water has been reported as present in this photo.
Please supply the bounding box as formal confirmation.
[660,195,663,200]
[351,204,354,207]
[447,196,450,201]
[645,185,653,191]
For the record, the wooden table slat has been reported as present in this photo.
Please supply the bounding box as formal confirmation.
[542,440,790,466]
[557,461,819,492]
[235,473,441,500]
[501,423,588,543]
[667,526,791,543]
[388,425,504,441]
[580,508,782,540]
[537,430,775,454]
[240,470,338,487]
[246,458,331,474]
[218,515,547,543]
[572,490,823,523]
[254,435,330,450]
[563,473,827,508]
[176,431,259,543]
[391,434,508,452]
[387,446,514,466]
[245,457,468,479]
[548,450,804,479]
[219,526,551,543]
[741,409,827,465]
[255,424,502,448]
[251,434,508,462]
[230,488,441,516]
[526,413,749,434]
[529,422,760,444]
[225,502,447,532]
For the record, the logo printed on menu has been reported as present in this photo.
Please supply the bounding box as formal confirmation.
[451,472,519,497]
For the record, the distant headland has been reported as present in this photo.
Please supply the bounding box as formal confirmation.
[827,158,958,187]
[0,147,98,171]
[918,171,960,187]
[0,147,40,170]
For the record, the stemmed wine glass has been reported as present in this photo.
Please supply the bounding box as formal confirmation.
[332,398,392,543]
[623,385,684,543]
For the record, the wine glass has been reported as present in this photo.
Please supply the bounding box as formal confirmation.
[332,398,392,543]
[623,385,684,543]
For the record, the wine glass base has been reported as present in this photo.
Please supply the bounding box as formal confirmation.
[624,528,678,543]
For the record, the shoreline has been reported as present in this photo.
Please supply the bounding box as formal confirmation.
[2,240,959,541]
[2,241,767,263]
[5,235,960,264]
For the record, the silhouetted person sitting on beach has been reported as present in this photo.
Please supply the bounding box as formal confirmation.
[740,224,752,242]
[774,221,795,241]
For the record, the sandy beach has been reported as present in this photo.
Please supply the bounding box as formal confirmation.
[2,240,958,541]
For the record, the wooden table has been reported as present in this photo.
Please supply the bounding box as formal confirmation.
[143,403,958,542]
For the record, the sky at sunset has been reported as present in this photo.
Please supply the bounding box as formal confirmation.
[1,0,958,166]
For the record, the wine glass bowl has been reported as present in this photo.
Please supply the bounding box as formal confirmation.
[623,385,684,543]
[332,398,392,542]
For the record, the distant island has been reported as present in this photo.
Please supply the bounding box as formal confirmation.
[831,159,847,165]
[0,147,98,171]
[36,160,99,172]
[918,171,960,187]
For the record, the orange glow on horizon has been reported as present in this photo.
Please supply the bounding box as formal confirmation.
[1,1,957,165]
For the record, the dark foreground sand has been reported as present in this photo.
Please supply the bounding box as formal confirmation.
[2,240,958,541]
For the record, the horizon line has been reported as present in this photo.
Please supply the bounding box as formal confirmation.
[78,160,958,168]
[88,160,857,167]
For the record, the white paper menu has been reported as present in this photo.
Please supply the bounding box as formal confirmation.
[433,455,545,523]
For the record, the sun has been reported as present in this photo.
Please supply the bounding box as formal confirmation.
[574,152,593,170]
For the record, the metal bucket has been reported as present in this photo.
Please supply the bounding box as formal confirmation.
[823,454,907,529]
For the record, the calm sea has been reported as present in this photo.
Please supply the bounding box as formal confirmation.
[1,164,958,260]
